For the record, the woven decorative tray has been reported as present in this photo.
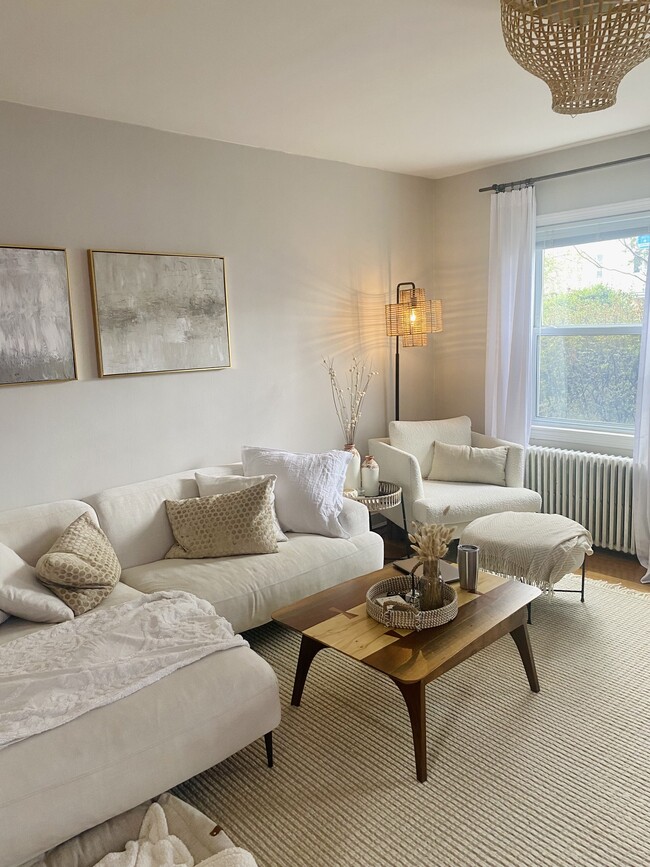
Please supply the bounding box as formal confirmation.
[344,481,402,513]
[366,574,458,632]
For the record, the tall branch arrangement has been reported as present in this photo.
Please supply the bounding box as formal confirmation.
[323,356,378,445]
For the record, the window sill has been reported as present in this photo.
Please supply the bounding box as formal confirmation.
[529,425,634,458]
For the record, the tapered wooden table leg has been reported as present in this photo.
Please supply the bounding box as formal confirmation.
[393,679,427,782]
[291,635,324,707]
[510,622,540,693]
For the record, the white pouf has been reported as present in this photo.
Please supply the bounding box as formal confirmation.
[460,511,593,593]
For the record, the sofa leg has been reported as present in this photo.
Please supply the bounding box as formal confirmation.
[264,731,274,768]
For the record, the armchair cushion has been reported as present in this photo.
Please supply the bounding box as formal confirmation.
[389,417,472,477]
[413,480,542,533]
[428,441,508,486]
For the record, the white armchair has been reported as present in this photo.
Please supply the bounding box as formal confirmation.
[368,416,541,538]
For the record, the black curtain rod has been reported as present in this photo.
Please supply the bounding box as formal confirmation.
[478,151,650,193]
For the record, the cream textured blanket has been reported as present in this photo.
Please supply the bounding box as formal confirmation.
[0,591,247,748]
[93,803,257,867]
[461,511,593,590]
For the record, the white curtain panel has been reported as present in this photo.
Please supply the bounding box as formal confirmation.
[485,186,537,446]
[633,264,650,582]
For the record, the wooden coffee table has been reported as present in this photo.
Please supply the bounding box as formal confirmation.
[272,563,541,782]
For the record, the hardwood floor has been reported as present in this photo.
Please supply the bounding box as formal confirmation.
[377,524,649,593]
[582,547,649,592]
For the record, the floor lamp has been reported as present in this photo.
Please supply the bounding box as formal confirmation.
[385,282,443,421]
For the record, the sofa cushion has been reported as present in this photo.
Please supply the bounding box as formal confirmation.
[0,543,74,623]
[241,447,350,538]
[36,513,121,615]
[121,531,384,633]
[389,416,472,477]
[0,582,143,640]
[196,472,287,542]
[428,441,508,486]
[165,481,279,559]
[84,465,243,570]
[0,500,98,567]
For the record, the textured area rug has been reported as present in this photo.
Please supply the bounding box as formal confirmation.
[175,577,650,867]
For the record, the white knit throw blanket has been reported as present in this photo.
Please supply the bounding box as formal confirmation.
[92,802,257,867]
[0,591,247,748]
[461,512,593,591]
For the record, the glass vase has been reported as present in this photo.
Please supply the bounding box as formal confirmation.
[419,557,445,611]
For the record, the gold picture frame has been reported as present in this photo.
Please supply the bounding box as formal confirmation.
[0,244,77,387]
[88,249,231,377]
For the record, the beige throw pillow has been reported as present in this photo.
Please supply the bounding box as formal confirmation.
[165,478,279,559]
[195,472,288,542]
[428,441,509,486]
[36,513,121,615]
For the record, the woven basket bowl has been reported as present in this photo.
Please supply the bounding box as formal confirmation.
[366,574,458,632]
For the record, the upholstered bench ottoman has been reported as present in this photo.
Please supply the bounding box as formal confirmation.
[460,511,593,616]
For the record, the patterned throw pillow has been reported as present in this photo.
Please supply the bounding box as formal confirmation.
[36,513,121,615]
[165,478,279,559]
[195,472,288,542]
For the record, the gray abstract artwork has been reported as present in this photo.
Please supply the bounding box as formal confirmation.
[90,252,230,376]
[0,247,75,385]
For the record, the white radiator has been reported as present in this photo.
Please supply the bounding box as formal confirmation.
[525,446,635,554]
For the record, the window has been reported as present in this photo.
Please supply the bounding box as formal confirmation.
[532,201,650,453]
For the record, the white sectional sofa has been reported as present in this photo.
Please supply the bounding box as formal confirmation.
[0,464,383,867]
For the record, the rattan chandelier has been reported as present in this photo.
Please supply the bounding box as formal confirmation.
[501,1,650,114]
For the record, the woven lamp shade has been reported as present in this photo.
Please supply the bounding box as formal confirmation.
[501,1,650,114]
[385,287,443,348]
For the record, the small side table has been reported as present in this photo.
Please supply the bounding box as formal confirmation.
[344,481,406,535]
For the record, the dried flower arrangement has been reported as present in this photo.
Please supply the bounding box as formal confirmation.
[408,521,455,564]
[408,512,456,611]
[322,356,378,445]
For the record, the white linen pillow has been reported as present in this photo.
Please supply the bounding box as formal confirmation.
[0,542,74,623]
[195,472,288,542]
[0,611,8,625]
[389,416,472,476]
[428,441,508,486]
[241,446,351,538]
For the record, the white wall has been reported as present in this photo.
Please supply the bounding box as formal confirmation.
[0,102,435,510]
[432,129,650,429]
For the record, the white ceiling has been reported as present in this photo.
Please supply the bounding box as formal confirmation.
[2,0,649,179]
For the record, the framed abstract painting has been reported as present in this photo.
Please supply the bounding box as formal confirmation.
[0,245,76,386]
[88,249,231,377]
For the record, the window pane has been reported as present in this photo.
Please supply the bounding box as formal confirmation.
[537,334,641,426]
[541,237,647,327]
